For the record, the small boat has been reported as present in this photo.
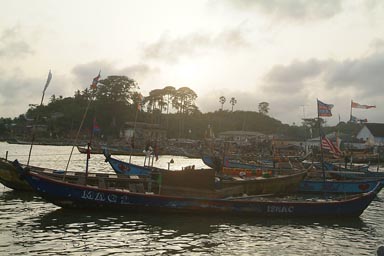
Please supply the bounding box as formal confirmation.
[103,151,153,176]
[104,150,308,196]
[77,145,147,156]
[14,161,382,217]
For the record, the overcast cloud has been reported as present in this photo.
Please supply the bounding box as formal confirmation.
[0,0,383,126]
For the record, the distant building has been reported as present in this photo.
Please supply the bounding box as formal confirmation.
[217,130,267,146]
[272,138,305,156]
[120,122,167,146]
[356,123,384,146]
[26,124,48,133]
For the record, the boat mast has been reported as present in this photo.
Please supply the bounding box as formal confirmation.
[317,100,326,186]
[130,94,141,163]
[64,71,100,176]
[27,70,52,166]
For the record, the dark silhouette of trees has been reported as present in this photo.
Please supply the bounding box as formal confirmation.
[1,75,366,143]
[162,86,176,114]
[172,87,198,115]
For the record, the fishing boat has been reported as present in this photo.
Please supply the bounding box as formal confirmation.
[0,157,135,192]
[104,150,308,196]
[302,160,370,173]
[77,145,147,156]
[303,160,384,180]
[299,178,384,194]
[202,155,272,170]
[13,161,382,217]
[202,154,384,194]
[0,157,32,191]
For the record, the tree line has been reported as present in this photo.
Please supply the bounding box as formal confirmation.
[0,75,362,142]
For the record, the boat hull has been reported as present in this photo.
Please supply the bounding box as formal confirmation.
[299,179,384,194]
[78,146,146,156]
[21,170,380,218]
[0,158,32,191]
[105,152,307,197]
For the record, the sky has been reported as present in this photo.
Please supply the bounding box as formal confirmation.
[1,0,384,126]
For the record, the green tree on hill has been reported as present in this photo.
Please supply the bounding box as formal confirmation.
[258,102,269,115]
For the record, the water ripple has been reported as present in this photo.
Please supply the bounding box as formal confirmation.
[2,143,384,255]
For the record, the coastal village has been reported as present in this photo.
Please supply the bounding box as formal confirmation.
[3,1,384,254]
[3,118,384,165]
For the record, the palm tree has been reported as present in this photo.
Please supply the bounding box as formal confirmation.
[172,87,198,137]
[162,86,176,114]
[162,86,176,130]
[219,96,226,110]
[229,97,237,112]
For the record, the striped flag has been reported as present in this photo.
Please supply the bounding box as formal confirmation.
[321,133,342,156]
[351,101,375,109]
[317,99,334,117]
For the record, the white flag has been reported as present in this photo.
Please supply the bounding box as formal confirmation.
[43,70,52,93]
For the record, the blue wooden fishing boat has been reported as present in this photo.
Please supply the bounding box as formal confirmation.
[104,150,308,196]
[202,155,269,170]
[77,145,147,156]
[0,157,135,192]
[299,178,384,194]
[201,155,384,194]
[323,161,370,172]
[14,161,382,217]
[302,160,380,179]
[104,152,153,176]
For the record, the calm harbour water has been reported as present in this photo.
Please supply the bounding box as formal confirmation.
[1,142,384,255]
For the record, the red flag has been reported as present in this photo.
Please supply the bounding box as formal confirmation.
[351,101,375,109]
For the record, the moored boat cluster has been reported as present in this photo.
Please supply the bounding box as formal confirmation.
[1,147,383,218]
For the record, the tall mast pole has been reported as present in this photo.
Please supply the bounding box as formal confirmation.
[27,70,52,166]
[317,99,326,187]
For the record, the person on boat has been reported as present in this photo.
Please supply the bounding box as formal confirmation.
[212,154,223,174]
[344,152,350,169]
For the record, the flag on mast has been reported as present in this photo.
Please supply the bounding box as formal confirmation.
[90,71,101,89]
[321,132,342,156]
[43,70,52,93]
[351,101,376,109]
[317,99,334,117]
